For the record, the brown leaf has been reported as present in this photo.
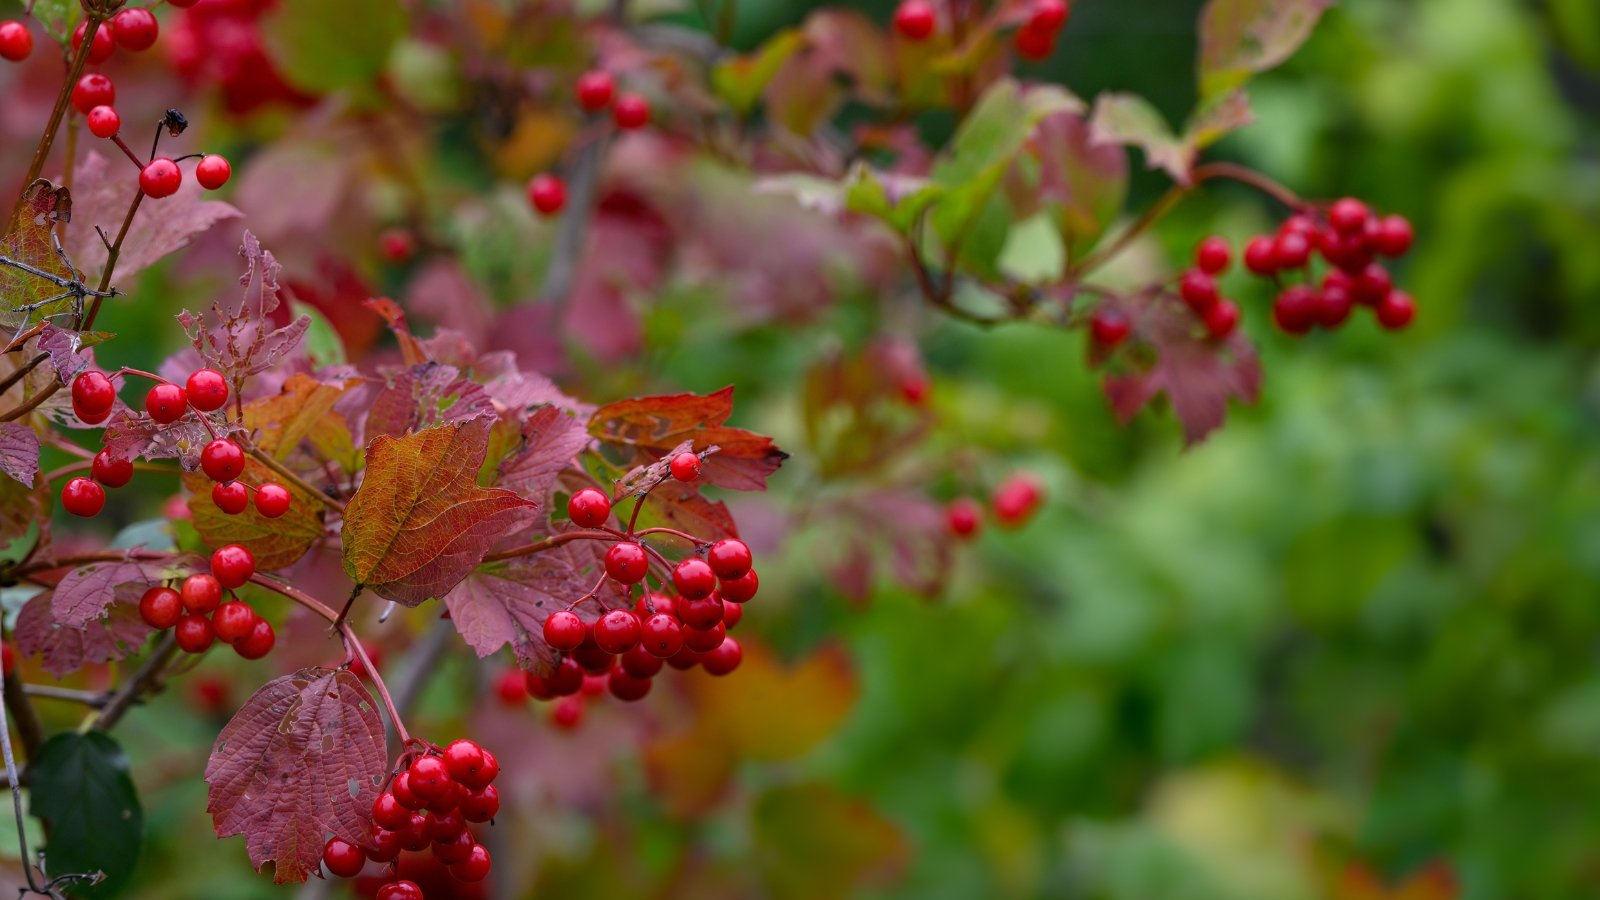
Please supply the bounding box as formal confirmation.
[589,385,788,492]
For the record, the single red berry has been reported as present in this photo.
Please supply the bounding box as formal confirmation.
[1195,236,1231,274]
[322,838,365,879]
[543,610,586,651]
[255,482,291,518]
[373,792,412,831]
[551,695,584,729]
[1320,228,1373,272]
[608,668,652,702]
[195,155,231,190]
[993,474,1043,527]
[110,7,159,52]
[442,739,487,785]
[1351,263,1394,306]
[138,586,183,630]
[211,543,256,588]
[669,451,702,482]
[571,639,614,674]
[378,228,415,264]
[470,750,499,789]
[185,368,229,411]
[71,21,114,65]
[1089,309,1131,349]
[702,636,743,676]
[71,73,115,116]
[1328,197,1370,234]
[139,158,182,199]
[1280,214,1318,236]
[1178,270,1218,314]
[1203,299,1240,339]
[1013,23,1055,61]
[684,621,727,653]
[144,382,186,422]
[426,782,465,817]
[620,643,664,678]
[86,105,120,139]
[1315,285,1353,328]
[71,371,116,424]
[576,69,615,111]
[666,645,703,671]
[947,498,981,538]
[175,613,214,654]
[460,785,499,823]
[594,609,641,654]
[234,618,276,659]
[641,613,684,658]
[91,449,133,488]
[0,20,33,62]
[408,755,452,801]
[433,828,476,865]
[200,439,245,482]
[612,93,651,129]
[1370,214,1414,257]
[527,173,566,216]
[211,481,248,515]
[528,657,584,698]
[61,477,105,517]
[396,813,431,852]
[893,0,937,40]
[495,668,528,706]
[604,542,648,584]
[721,598,743,630]
[707,539,752,580]
[1375,290,1416,330]
[579,672,607,698]
[368,828,402,863]
[391,771,425,810]
[719,568,759,603]
[211,601,257,644]
[449,844,492,883]
[1028,0,1071,32]
[180,573,222,614]
[677,594,724,630]
[1273,285,1318,335]
[673,558,716,599]
[567,487,611,527]
[425,806,466,843]
[377,880,424,900]
[1243,236,1278,275]
[1273,231,1312,269]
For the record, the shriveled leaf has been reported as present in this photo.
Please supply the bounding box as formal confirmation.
[29,732,143,894]
[753,782,907,900]
[588,386,788,492]
[1089,92,1193,184]
[205,668,387,884]
[496,404,592,502]
[1199,0,1333,100]
[1033,110,1129,259]
[17,590,153,677]
[342,418,537,605]
[0,424,39,486]
[102,406,231,471]
[0,181,76,341]
[51,558,173,628]
[67,151,241,281]
[178,232,311,390]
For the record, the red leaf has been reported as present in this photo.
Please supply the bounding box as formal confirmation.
[0,423,39,487]
[588,386,788,491]
[65,151,242,282]
[15,590,153,678]
[177,232,311,388]
[51,558,182,628]
[495,405,593,503]
[819,489,952,601]
[205,668,387,884]
[361,363,494,443]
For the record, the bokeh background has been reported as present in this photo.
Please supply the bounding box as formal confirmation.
[5,0,1600,897]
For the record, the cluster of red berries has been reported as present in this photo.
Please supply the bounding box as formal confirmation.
[1242,200,1416,333]
[525,70,651,218]
[893,0,1069,59]
[323,740,500,897]
[947,472,1044,539]
[0,6,160,65]
[138,544,275,658]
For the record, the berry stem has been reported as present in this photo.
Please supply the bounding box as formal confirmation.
[245,445,346,513]
[480,528,624,563]
[83,632,179,734]
[632,526,704,545]
[109,134,145,170]
[9,12,105,228]
[40,458,177,486]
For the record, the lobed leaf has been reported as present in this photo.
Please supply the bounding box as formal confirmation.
[178,232,311,391]
[66,151,242,282]
[18,589,153,677]
[496,404,592,503]
[588,386,787,492]
[0,423,39,486]
[1199,0,1334,100]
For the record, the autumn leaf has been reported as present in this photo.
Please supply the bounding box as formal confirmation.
[183,458,326,569]
[66,151,242,282]
[0,423,39,486]
[243,372,358,457]
[0,180,76,342]
[588,386,788,491]
[362,362,493,442]
[51,557,182,628]
[205,668,387,884]
[177,232,311,389]
[342,417,538,606]
[17,590,153,677]
[495,404,592,504]
[0,472,49,549]
[1199,0,1334,100]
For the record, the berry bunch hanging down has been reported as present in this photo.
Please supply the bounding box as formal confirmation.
[138,545,275,658]
[1241,200,1417,333]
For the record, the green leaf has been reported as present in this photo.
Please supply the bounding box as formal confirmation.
[998,213,1066,284]
[842,165,943,235]
[1032,111,1129,259]
[752,782,907,900]
[293,301,347,369]
[1198,0,1334,100]
[262,0,409,93]
[29,732,143,895]
[1088,93,1191,183]
[712,29,805,116]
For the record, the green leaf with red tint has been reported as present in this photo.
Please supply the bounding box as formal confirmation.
[1198,0,1334,100]
[0,181,76,341]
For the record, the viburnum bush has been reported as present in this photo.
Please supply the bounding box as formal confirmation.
[0,0,1406,895]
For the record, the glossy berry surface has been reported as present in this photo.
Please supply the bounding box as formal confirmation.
[71,22,114,64]
[92,449,134,488]
[719,568,759,603]
[61,477,105,517]
[442,739,486,784]
[894,1,937,40]
[641,613,684,658]
[140,158,183,199]
[672,558,717,599]
[322,838,365,879]
[621,643,664,678]
[71,73,115,116]
[1195,236,1231,274]
[138,586,183,630]
[145,382,187,422]
[234,620,275,659]
[593,609,641,654]
[372,792,412,830]
[255,483,291,518]
[449,844,491,883]
[460,785,499,823]
[1090,309,1131,348]
[376,880,424,900]
[212,481,249,514]
[576,69,615,110]
[71,371,116,424]
[567,488,611,527]
[201,439,246,483]
[461,749,498,790]
[702,636,743,675]
[0,20,32,62]
[212,601,257,644]
[86,105,120,139]
[669,451,701,482]
[196,155,232,190]
[612,93,651,129]
[408,756,451,801]
[542,610,586,652]
[677,595,724,630]
[684,621,727,653]
[947,498,981,538]
[608,669,652,702]
[604,542,648,584]
[1376,291,1416,330]
[707,539,752,580]
[180,573,223,614]
[210,544,256,588]
[186,369,229,411]
[111,7,159,51]
[175,614,215,654]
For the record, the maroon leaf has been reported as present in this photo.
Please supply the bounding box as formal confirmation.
[0,423,39,486]
[177,232,311,389]
[99,406,235,469]
[362,363,494,443]
[0,472,49,548]
[51,558,176,628]
[495,405,593,503]
[1033,111,1129,259]
[66,151,242,281]
[35,324,112,385]
[205,668,387,884]
[15,590,153,678]
[588,386,788,492]
[819,489,952,601]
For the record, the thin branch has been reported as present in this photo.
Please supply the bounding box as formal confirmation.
[21,685,107,707]
[11,14,105,227]
[0,636,49,896]
[88,633,178,733]
[480,529,621,564]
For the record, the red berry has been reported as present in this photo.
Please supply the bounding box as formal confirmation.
[1243,236,1278,275]
[180,573,222,614]
[527,173,566,216]
[71,73,115,116]
[1375,291,1416,330]
[373,791,412,831]
[396,813,431,852]
[566,487,611,527]
[636,592,675,618]
[211,601,257,644]
[1272,285,1317,335]
[91,449,133,488]
[893,1,937,40]
[673,558,716,599]
[527,657,584,698]
[707,539,752,580]
[1280,214,1318,236]
[1178,270,1218,314]
[1089,309,1131,349]
[571,639,614,674]
[442,739,485,784]
[425,806,465,842]
[255,482,291,518]
[368,828,402,863]
[641,613,684,658]
[1013,23,1055,61]
[0,21,33,62]
[211,543,255,589]
[212,481,249,515]
[1315,285,1353,329]
[608,668,652,702]
[391,772,425,810]
[721,598,743,630]
[145,382,186,422]
[1272,231,1311,269]
[71,371,116,424]
[433,828,476,865]
[620,643,664,678]
[702,636,743,676]
[719,568,759,604]
[666,645,703,670]
[1028,0,1070,32]
[576,70,615,111]
[1203,299,1240,339]
[542,610,586,651]
[138,586,182,630]
[677,594,724,630]
[1320,228,1372,272]
[494,668,528,706]
[71,22,114,65]
[669,451,701,482]
[1328,197,1370,234]
[994,474,1043,527]
[593,609,641,654]
[1195,236,1231,274]
[551,695,584,729]
[234,619,276,659]
[61,477,105,517]
[684,621,727,653]
[139,158,182,199]
[377,880,424,900]
[1371,214,1414,257]
[408,756,451,801]
[322,838,365,879]
[947,498,981,538]
[378,228,415,264]
[200,439,245,482]
[1351,264,1393,307]
[86,105,120,139]
[449,844,492,883]
[175,613,214,654]
[185,369,229,411]
[604,542,648,584]
[613,93,651,129]
[110,7,159,52]
[468,750,499,790]
[460,785,499,823]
